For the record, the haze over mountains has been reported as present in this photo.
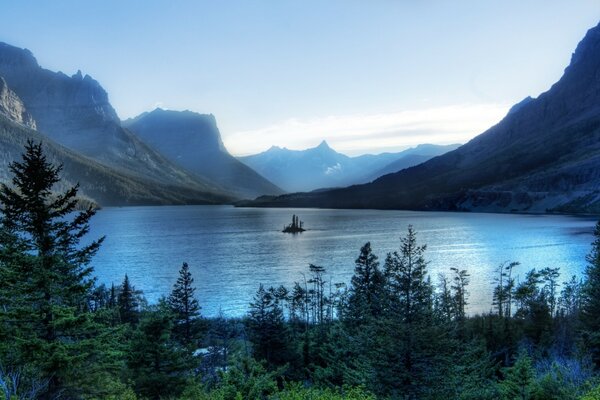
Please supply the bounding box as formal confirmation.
[0,42,285,204]
[239,141,459,192]
[124,108,282,199]
[244,22,600,214]
[2,19,600,213]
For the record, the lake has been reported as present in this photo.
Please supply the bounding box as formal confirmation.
[88,205,598,317]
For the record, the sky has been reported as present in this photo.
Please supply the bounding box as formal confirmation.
[1,1,599,156]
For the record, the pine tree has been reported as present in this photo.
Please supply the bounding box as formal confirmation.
[581,221,600,367]
[346,242,385,326]
[500,351,537,400]
[118,274,140,324]
[127,306,189,399]
[168,262,201,346]
[384,225,433,324]
[374,225,439,398]
[0,140,105,398]
[246,284,291,367]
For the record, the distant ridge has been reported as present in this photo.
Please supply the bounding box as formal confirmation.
[241,21,600,214]
[239,141,459,192]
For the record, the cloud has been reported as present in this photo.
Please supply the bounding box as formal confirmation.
[224,103,510,156]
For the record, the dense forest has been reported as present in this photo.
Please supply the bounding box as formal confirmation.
[2,142,600,400]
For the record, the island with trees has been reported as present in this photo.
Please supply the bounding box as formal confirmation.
[282,214,305,233]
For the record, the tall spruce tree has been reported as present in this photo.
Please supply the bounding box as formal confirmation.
[347,242,385,325]
[581,221,600,367]
[0,140,104,398]
[375,225,442,398]
[127,306,189,399]
[168,262,201,346]
[247,284,291,367]
[118,274,140,324]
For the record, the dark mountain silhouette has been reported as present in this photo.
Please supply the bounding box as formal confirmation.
[123,108,283,199]
[242,22,600,214]
[239,141,458,192]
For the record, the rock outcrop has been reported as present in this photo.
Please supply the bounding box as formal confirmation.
[0,77,36,129]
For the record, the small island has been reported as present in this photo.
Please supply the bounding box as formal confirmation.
[283,214,305,233]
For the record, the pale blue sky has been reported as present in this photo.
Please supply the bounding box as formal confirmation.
[2,1,599,155]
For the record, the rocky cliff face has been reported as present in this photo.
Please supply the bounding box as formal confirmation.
[0,114,232,206]
[0,42,233,199]
[244,21,600,214]
[124,108,283,198]
[0,43,118,152]
[0,77,36,129]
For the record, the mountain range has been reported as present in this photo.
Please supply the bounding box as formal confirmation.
[239,141,459,192]
[3,19,600,214]
[242,22,600,214]
[0,71,233,205]
[0,42,278,204]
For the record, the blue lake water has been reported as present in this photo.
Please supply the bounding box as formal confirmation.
[87,205,598,317]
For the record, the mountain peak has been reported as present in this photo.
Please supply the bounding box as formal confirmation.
[317,140,330,149]
[568,21,600,69]
[0,42,39,70]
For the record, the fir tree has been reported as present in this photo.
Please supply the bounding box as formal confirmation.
[0,140,105,398]
[581,221,600,367]
[168,262,201,346]
[127,306,189,399]
[247,284,291,367]
[500,351,537,400]
[118,274,139,324]
[346,242,385,326]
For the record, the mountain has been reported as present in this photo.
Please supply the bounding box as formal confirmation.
[0,114,232,206]
[0,42,233,201]
[242,22,600,214]
[123,108,283,199]
[239,141,459,192]
[363,143,461,181]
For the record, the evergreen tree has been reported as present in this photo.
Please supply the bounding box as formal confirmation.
[581,221,600,367]
[0,140,104,398]
[374,225,440,398]
[451,267,470,323]
[246,284,291,368]
[384,225,433,324]
[346,242,385,326]
[500,351,537,400]
[127,306,189,399]
[168,262,201,346]
[118,274,140,324]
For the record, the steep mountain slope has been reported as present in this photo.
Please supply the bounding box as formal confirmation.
[244,22,600,214]
[0,42,231,198]
[123,108,283,199]
[0,114,232,206]
[239,141,459,192]
[364,143,461,181]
